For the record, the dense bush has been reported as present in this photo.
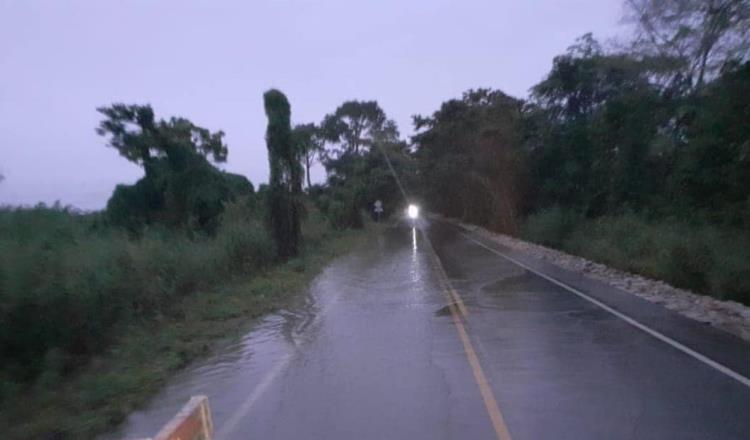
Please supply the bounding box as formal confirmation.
[0,199,273,389]
[521,206,583,247]
[106,153,253,234]
[326,197,364,230]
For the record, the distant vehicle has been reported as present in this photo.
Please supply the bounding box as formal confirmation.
[374,200,384,221]
[407,204,419,220]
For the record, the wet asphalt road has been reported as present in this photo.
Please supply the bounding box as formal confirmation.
[112,219,750,440]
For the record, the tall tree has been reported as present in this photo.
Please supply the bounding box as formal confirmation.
[413,89,524,233]
[526,34,674,214]
[313,100,410,228]
[625,0,750,88]
[320,100,398,159]
[263,89,302,259]
[293,123,324,188]
[531,34,660,121]
[669,61,750,224]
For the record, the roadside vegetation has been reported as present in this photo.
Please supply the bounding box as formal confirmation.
[0,196,278,385]
[0,88,410,438]
[0,203,368,439]
[5,1,748,435]
[523,209,750,302]
[412,1,750,304]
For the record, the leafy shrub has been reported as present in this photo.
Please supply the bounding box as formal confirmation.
[326,199,363,230]
[522,206,583,247]
[215,221,275,274]
[709,243,750,303]
[664,242,714,292]
[106,157,253,234]
[300,202,333,246]
[311,184,364,230]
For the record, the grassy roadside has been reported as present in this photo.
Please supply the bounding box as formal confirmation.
[0,222,372,439]
[521,207,750,305]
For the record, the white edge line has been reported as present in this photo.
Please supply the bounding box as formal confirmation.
[216,353,291,438]
[216,286,348,437]
[458,230,750,389]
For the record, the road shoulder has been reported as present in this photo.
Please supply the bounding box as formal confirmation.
[436,217,750,385]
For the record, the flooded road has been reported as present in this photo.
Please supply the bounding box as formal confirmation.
[110,221,495,439]
[110,219,750,439]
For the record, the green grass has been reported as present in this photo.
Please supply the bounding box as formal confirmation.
[0,202,371,439]
[522,208,750,304]
[0,200,275,386]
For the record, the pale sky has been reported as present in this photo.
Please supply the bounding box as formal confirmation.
[0,0,624,210]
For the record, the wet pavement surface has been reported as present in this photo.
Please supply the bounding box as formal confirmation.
[109,219,750,440]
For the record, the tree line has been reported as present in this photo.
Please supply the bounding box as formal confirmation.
[94,90,412,262]
[413,0,750,231]
[411,0,750,303]
[260,90,414,257]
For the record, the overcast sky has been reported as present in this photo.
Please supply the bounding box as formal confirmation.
[0,0,624,209]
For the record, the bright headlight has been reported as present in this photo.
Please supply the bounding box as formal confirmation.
[407,204,419,219]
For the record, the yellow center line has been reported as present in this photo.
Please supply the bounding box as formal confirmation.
[448,301,513,440]
[420,229,512,440]
[430,250,469,318]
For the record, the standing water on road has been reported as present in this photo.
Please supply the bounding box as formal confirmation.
[103,249,361,439]
[104,223,481,439]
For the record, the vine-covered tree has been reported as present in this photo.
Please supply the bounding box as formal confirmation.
[263,89,302,259]
[96,104,250,232]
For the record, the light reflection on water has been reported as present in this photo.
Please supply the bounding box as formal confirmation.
[410,226,421,284]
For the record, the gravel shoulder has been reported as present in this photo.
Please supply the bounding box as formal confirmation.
[444,217,750,343]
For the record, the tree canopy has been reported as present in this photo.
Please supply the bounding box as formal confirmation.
[96,104,228,166]
[320,100,399,159]
[625,0,750,87]
[413,89,523,232]
[413,28,750,231]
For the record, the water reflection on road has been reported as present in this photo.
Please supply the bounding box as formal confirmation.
[107,220,750,440]
[106,223,440,440]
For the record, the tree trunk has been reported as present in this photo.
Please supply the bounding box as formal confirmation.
[306,154,312,188]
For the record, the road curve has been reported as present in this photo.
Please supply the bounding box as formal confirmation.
[112,219,750,440]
